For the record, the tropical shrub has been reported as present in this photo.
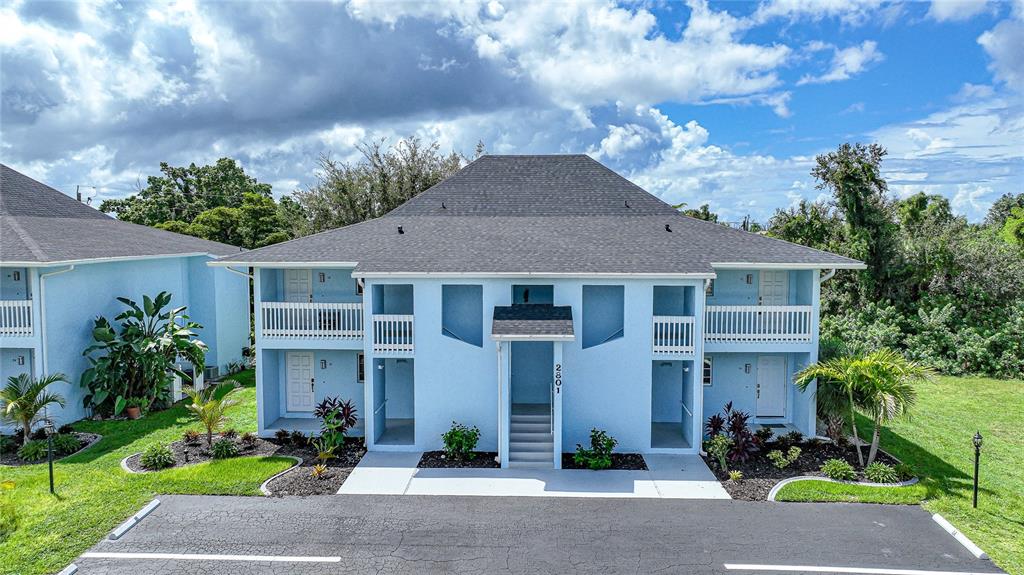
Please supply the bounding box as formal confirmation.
[140,443,175,470]
[313,396,358,452]
[310,463,328,480]
[311,438,336,463]
[0,435,14,454]
[81,292,207,416]
[704,434,732,472]
[211,438,238,459]
[51,433,82,456]
[441,421,480,460]
[57,424,73,434]
[274,429,290,443]
[16,440,47,462]
[767,447,802,469]
[290,430,306,446]
[0,481,16,543]
[0,373,67,445]
[895,463,916,481]
[184,383,239,447]
[728,470,743,482]
[241,432,257,447]
[864,462,899,483]
[754,427,774,446]
[221,428,238,439]
[821,459,856,481]
[574,428,617,470]
[182,429,201,444]
[704,413,725,438]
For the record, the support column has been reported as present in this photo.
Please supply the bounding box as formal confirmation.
[496,341,507,468]
[553,341,563,469]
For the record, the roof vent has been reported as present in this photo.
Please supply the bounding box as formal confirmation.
[398,225,404,235]
[442,201,447,209]
[624,200,630,209]
[665,224,672,232]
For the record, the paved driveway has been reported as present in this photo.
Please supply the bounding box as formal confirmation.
[75,495,1002,575]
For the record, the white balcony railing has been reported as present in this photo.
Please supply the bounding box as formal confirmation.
[705,305,813,343]
[0,300,33,337]
[373,314,414,354]
[652,315,695,354]
[260,302,363,339]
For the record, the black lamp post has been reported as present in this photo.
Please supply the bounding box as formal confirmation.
[972,431,983,509]
[45,421,56,495]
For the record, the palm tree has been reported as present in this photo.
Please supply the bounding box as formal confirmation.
[0,373,67,446]
[795,348,930,467]
[184,383,239,447]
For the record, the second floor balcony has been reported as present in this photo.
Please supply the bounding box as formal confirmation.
[0,299,33,337]
[260,301,363,340]
[705,305,813,344]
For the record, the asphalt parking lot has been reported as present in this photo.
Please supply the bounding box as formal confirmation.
[73,494,1003,575]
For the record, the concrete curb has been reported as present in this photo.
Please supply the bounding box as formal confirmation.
[767,475,920,501]
[259,456,303,495]
[933,513,989,559]
[55,563,78,575]
[109,498,160,540]
[120,453,144,474]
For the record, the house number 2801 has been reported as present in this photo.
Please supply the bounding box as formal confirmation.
[554,363,562,394]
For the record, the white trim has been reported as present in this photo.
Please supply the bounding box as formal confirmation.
[711,262,866,270]
[356,271,716,279]
[108,499,160,540]
[223,266,253,279]
[490,334,576,341]
[723,564,994,575]
[5,252,223,268]
[932,514,989,560]
[81,552,342,564]
[209,261,358,268]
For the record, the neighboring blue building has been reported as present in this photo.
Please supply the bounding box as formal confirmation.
[212,155,863,468]
[0,165,250,427]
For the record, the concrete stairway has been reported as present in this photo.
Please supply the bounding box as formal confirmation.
[509,405,554,468]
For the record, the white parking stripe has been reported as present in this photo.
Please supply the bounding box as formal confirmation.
[82,552,341,563]
[723,564,1001,575]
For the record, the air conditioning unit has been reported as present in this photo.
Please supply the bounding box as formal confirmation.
[203,365,220,381]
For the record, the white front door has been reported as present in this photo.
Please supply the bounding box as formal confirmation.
[286,352,315,412]
[759,270,789,306]
[285,269,312,303]
[756,355,787,417]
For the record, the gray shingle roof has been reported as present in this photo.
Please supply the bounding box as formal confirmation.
[213,155,863,275]
[1,164,242,265]
[492,304,574,339]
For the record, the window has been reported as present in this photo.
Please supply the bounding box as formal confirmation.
[582,285,624,349]
[705,279,714,297]
[357,353,365,383]
[703,357,713,386]
[441,284,483,347]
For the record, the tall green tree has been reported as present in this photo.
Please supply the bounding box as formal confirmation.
[101,158,272,225]
[294,137,465,233]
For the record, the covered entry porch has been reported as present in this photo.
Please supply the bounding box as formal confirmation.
[492,304,573,469]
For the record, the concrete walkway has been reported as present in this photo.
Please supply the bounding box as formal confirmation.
[337,451,731,499]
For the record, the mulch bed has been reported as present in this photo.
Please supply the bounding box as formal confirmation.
[702,439,903,501]
[264,441,367,496]
[562,453,648,470]
[418,451,500,468]
[0,432,102,466]
[124,434,366,497]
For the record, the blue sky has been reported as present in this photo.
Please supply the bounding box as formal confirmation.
[1,0,1021,222]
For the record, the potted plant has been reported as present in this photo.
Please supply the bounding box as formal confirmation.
[124,397,143,419]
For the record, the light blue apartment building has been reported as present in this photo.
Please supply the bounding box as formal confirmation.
[0,165,250,427]
[212,155,863,468]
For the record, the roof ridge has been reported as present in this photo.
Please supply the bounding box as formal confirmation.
[3,215,48,261]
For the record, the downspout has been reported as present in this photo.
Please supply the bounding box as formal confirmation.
[39,265,75,425]
[495,341,503,465]
[223,266,253,279]
[820,269,836,283]
[39,265,75,375]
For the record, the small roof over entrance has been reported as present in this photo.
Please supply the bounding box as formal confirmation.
[491,304,574,341]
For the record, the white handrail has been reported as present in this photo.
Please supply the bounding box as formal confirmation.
[0,300,33,337]
[372,314,414,354]
[705,305,813,343]
[652,315,695,354]
[260,301,363,339]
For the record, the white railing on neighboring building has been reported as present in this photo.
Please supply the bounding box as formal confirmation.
[0,300,33,337]
[705,305,813,343]
[652,315,695,354]
[372,314,414,354]
[171,365,205,402]
[260,302,363,339]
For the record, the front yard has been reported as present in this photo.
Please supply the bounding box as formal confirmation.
[0,370,295,575]
[775,375,1023,575]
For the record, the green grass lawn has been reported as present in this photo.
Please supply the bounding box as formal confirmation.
[0,370,295,575]
[775,375,1023,575]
